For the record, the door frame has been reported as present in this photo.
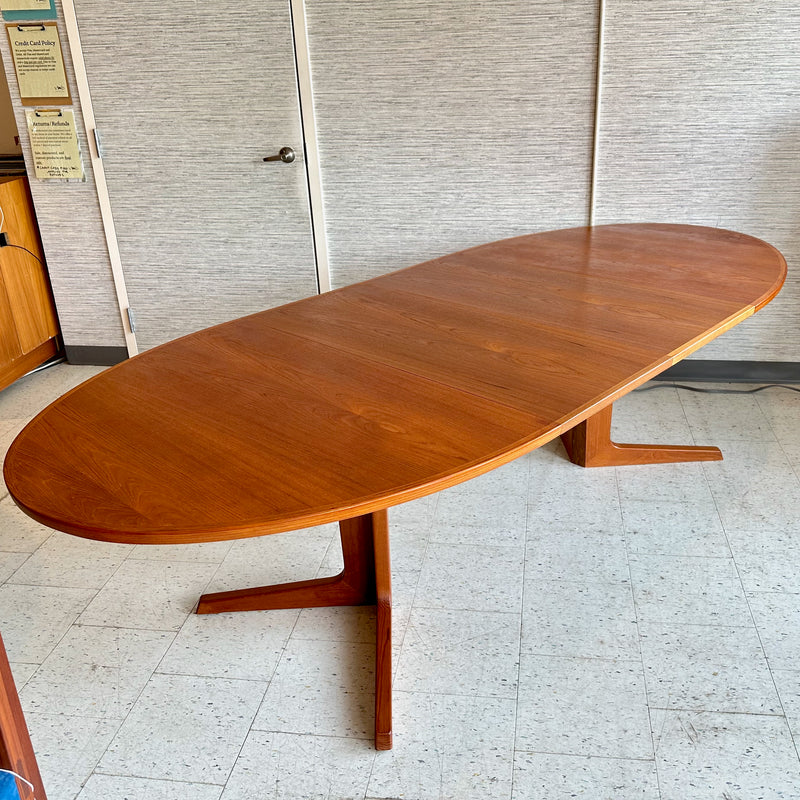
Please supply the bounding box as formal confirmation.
[61,0,331,357]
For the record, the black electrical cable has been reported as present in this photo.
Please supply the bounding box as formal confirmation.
[2,243,43,264]
[636,383,800,395]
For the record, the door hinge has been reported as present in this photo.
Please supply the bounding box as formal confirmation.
[92,127,104,159]
[126,307,136,333]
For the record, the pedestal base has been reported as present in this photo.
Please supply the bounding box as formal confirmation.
[197,511,393,750]
[561,404,722,467]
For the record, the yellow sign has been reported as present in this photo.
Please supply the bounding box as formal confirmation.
[26,108,84,180]
[7,22,69,104]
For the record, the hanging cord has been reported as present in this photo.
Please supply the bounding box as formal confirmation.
[2,243,43,264]
[0,768,35,796]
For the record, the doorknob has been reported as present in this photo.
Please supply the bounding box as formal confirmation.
[263,147,296,163]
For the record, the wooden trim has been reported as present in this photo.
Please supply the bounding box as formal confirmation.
[0,633,46,800]
[0,337,58,392]
[289,0,331,294]
[59,0,138,357]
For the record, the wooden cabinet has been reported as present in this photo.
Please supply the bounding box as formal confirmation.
[0,176,60,391]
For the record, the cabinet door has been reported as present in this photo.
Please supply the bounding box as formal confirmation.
[74,1,320,350]
[0,271,21,366]
[0,179,59,354]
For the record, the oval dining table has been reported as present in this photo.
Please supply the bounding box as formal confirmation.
[2,223,787,750]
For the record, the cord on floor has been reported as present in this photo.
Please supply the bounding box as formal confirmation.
[636,383,800,395]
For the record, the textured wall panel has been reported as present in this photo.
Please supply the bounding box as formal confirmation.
[596,1,800,360]
[73,0,318,350]
[0,4,125,348]
[305,0,599,288]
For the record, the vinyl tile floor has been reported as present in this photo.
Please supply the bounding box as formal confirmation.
[1,364,800,799]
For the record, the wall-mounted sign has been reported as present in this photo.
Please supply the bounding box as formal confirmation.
[0,0,56,22]
[26,108,84,180]
[6,22,70,104]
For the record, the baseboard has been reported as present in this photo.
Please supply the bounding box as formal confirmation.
[655,360,800,383]
[60,349,800,382]
[63,345,129,366]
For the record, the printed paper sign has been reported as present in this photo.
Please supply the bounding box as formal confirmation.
[26,108,84,180]
[7,22,70,103]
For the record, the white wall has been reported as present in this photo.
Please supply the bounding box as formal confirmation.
[2,1,798,362]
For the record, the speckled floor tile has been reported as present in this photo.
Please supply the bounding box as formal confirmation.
[388,494,437,527]
[611,384,694,444]
[0,497,53,552]
[415,543,524,613]
[206,527,334,595]
[639,622,779,713]
[128,539,235,564]
[0,550,27,583]
[525,528,629,584]
[7,532,131,589]
[771,669,800,732]
[652,709,800,800]
[0,583,96,663]
[755,385,800,442]
[252,638,375,739]
[727,529,800,593]
[516,655,652,759]
[77,774,222,800]
[438,457,530,497]
[521,580,638,660]
[431,491,527,547]
[77,559,218,631]
[528,467,622,529]
[295,606,376,645]
[702,442,800,531]
[629,554,751,626]
[621,499,729,558]
[366,691,515,800]
[26,713,120,800]
[8,357,800,800]
[98,673,266,784]
[679,388,777,442]
[615,462,713,504]
[220,730,375,800]
[512,751,660,800]
[20,625,174,719]
[394,607,520,698]
[8,661,37,688]
[158,607,298,681]
[747,592,800,670]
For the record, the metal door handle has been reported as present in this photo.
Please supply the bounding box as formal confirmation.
[263,147,296,163]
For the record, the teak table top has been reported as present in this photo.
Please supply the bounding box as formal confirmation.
[3,224,787,545]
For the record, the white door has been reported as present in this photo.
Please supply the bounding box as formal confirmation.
[73,1,319,350]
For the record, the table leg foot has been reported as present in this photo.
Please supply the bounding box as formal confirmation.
[196,510,394,751]
[373,510,392,750]
[561,404,723,467]
[196,514,381,614]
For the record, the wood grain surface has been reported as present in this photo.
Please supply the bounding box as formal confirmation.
[3,224,786,544]
[0,632,46,799]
